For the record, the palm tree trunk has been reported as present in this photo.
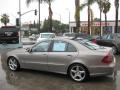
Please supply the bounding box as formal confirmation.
[105,13,107,34]
[48,1,53,32]
[88,4,90,35]
[75,0,80,33]
[90,8,93,35]
[100,0,102,37]
[115,0,119,33]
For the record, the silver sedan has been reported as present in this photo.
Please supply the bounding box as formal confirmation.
[6,38,116,82]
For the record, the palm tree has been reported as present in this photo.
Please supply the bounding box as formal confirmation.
[102,0,111,33]
[75,0,80,33]
[0,14,9,26]
[90,8,94,35]
[80,0,96,35]
[115,0,119,33]
[26,0,53,32]
[97,0,104,36]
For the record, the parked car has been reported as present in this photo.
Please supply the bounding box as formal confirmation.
[36,32,56,42]
[62,33,76,39]
[94,33,120,54]
[0,26,19,44]
[62,32,93,40]
[6,38,116,82]
[29,34,36,40]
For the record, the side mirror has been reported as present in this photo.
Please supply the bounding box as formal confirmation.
[26,48,32,53]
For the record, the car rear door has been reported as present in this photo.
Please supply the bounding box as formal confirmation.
[47,40,78,73]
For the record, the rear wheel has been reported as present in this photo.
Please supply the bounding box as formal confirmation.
[7,57,20,71]
[68,64,89,82]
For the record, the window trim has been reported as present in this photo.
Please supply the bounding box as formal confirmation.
[31,40,52,52]
[50,40,77,52]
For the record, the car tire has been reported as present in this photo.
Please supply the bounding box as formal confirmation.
[7,57,20,71]
[68,64,89,82]
[112,46,118,55]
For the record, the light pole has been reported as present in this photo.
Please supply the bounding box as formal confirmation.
[19,0,21,42]
[38,0,40,33]
[66,8,71,33]
[69,11,71,33]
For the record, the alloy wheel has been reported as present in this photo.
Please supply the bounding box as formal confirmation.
[8,57,19,71]
[69,64,88,82]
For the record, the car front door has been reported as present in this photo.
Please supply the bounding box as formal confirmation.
[47,40,78,73]
[21,40,51,71]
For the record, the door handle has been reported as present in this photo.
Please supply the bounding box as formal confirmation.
[43,54,47,55]
[67,55,72,57]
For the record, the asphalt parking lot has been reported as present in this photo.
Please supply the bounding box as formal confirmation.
[0,49,120,90]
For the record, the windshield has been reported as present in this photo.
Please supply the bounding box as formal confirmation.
[77,39,102,50]
[116,34,120,38]
[41,34,55,38]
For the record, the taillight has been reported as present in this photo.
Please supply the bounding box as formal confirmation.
[102,53,112,64]
[91,39,96,43]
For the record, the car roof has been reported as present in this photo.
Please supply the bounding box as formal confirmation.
[42,38,91,51]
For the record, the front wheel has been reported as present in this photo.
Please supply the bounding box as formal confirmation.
[68,64,89,82]
[7,57,20,71]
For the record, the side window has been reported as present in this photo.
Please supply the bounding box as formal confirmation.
[32,41,51,52]
[52,40,67,52]
[67,43,77,52]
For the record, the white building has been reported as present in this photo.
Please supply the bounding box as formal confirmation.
[69,21,120,35]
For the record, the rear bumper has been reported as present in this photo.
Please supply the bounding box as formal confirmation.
[0,37,18,40]
[0,37,19,44]
[89,57,116,76]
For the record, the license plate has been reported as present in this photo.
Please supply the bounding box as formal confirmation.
[5,32,13,36]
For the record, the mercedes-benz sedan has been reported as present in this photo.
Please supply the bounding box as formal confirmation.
[6,38,116,82]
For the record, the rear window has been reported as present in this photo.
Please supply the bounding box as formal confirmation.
[77,39,101,50]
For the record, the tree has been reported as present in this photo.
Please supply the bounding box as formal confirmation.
[115,0,119,33]
[80,0,97,35]
[75,0,80,33]
[42,19,68,33]
[0,14,9,26]
[26,0,54,32]
[97,0,105,36]
[102,0,111,33]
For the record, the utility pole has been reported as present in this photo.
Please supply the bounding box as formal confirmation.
[69,11,71,33]
[19,0,21,42]
[38,0,41,33]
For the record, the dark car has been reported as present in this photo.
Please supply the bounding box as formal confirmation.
[95,33,120,54]
[71,33,92,40]
[0,26,19,44]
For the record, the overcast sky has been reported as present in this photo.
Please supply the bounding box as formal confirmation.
[0,0,119,26]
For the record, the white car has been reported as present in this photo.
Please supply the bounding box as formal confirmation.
[62,33,75,39]
[36,33,56,42]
